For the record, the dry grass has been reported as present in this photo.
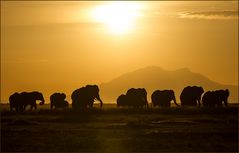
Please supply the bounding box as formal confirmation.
[1,104,238,152]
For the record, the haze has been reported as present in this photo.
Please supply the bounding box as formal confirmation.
[1,1,238,103]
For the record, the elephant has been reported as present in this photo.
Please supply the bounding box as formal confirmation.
[180,86,204,106]
[21,91,45,110]
[71,85,103,108]
[9,92,24,112]
[151,90,179,107]
[126,88,148,108]
[9,91,45,111]
[202,89,229,107]
[117,94,128,107]
[116,88,148,108]
[50,93,69,110]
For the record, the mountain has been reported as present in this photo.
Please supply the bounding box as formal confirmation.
[99,66,238,103]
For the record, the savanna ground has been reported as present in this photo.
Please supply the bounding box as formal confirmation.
[1,104,238,152]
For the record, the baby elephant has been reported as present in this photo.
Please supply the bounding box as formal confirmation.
[50,93,69,110]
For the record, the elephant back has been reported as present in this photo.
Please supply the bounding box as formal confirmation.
[51,93,66,102]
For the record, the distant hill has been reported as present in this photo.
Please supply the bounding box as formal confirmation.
[99,66,238,103]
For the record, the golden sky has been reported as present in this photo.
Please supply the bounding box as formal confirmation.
[1,1,238,102]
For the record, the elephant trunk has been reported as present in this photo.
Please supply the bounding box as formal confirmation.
[39,99,45,105]
[100,99,103,108]
[173,96,179,106]
[39,101,44,105]
[144,98,149,108]
[198,96,202,107]
[96,94,103,108]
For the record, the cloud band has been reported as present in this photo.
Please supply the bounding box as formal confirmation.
[179,11,238,20]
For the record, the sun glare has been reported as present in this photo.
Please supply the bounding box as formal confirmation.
[91,2,143,35]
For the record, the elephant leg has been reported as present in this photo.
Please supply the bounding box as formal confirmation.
[19,106,23,112]
[89,101,94,108]
[198,101,201,107]
[50,104,54,110]
[224,101,228,107]
[88,104,92,108]
[18,106,24,112]
[218,102,222,107]
[30,103,37,110]
[23,105,26,111]
[167,102,170,107]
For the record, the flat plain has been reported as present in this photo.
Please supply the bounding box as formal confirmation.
[1,104,238,152]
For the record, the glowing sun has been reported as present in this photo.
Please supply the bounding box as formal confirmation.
[91,2,143,35]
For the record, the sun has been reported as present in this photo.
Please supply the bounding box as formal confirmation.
[91,2,143,35]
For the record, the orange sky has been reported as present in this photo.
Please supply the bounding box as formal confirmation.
[1,1,238,102]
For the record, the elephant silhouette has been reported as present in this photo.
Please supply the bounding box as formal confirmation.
[9,91,44,111]
[9,92,24,112]
[117,94,128,107]
[126,88,148,108]
[151,90,179,107]
[71,85,103,108]
[50,93,69,110]
[202,89,229,107]
[180,86,204,106]
[117,88,148,108]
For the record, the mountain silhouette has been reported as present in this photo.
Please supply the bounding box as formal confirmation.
[100,66,238,103]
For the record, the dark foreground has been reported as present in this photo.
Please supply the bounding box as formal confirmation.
[1,105,238,152]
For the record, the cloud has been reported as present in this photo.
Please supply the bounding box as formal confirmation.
[179,11,238,20]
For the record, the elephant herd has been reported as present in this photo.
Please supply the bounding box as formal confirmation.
[9,85,103,112]
[9,85,230,112]
[9,91,45,112]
